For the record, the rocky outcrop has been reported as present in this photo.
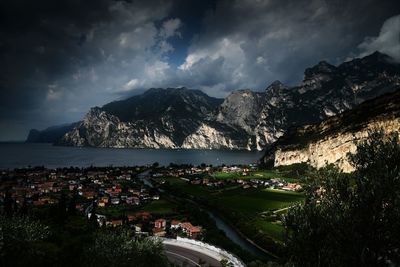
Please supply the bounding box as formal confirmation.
[37,52,400,150]
[274,119,400,172]
[182,123,236,149]
[264,90,400,172]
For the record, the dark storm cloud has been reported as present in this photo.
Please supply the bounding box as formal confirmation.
[177,0,400,95]
[0,0,399,140]
[0,0,175,139]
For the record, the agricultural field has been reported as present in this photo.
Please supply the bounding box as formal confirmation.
[212,169,304,183]
[212,188,303,215]
[162,176,217,197]
[212,170,282,180]
[162,175,304,247]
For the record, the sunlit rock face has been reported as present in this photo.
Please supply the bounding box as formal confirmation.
[57,52,400,150]
[264,90,400,172]
[274,120,400,173]
[61,108,178,148]
[182,123,236,149]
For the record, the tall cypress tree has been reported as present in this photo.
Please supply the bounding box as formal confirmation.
[57,192,67,223]
[3,190,13,217]
[68,189,77,216]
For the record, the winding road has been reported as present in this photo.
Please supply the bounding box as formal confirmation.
[164,243,222,267]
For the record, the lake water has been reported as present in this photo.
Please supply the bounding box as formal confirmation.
[0,143,263,169]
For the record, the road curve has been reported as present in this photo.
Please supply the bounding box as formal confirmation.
[164,243,222,267]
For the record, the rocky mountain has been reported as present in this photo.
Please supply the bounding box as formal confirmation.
[59,88,250,149]
[28,51,400,150]
[253,52,400,149]
[263,90,400,172]
[26,122,80,143]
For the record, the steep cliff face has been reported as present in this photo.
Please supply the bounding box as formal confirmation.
[51,52,400,150]
[182,123,236,149]
[216,89,265,133]
[266,90,400,172]
[274,119,400,172]
[254,81,291,150]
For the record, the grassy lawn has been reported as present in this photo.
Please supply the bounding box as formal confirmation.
[251,219,285,241]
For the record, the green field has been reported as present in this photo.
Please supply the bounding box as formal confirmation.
[164,177,216,197]
[213,188,303,215]
[213,170,284,180]
[163,176,304,247]
[251,219,285,241]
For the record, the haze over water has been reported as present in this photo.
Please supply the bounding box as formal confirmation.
[0,143,263,169]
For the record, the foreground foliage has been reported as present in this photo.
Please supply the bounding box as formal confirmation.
[284,131,400,266]
[0,216,50,266]
[85,230,169,267]
[0,213,170,267]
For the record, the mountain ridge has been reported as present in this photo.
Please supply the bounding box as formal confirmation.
[27,51,400,151]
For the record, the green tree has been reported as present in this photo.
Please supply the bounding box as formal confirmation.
[89,202,98,229]
[56,192,67,223]
[0,216,51,266]
[68,190,77,216]
[152,162,160,168]
[19,198,28,216]
[284,131,400,267]
[3,191,13,217]
[84,229,170,267]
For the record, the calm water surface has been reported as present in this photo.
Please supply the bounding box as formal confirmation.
[0,143,263,169]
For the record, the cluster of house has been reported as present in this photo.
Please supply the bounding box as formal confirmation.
[153,219,202,239]
[87,210,202,239]
[235,178,302,191]
[0,166,160,210]
[152,165,212,178]
[152,164,257,178]
[97,186,159,208]
[185,177,301,191]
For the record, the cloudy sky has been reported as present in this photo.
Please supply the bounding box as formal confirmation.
[0,0,399,140]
